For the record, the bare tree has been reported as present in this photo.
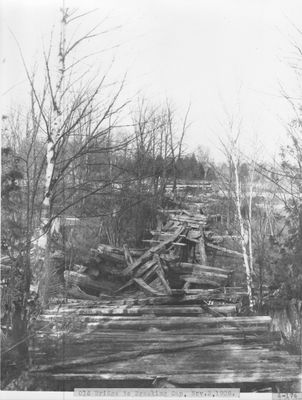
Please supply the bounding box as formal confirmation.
[168,102,191,198]
[219,117,255,311]
[14,6,129,304]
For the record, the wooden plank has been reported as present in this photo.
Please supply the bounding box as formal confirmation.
[95,244,125,263]
[154,254,172,295]
[32,343,297,363]
[31,353,301,371]
[32,328,280,340]
[134,278,166,297]
[32,331,281,347]
[32,338,224,372]
[115,259,158,293]
[198,227,207,265]
[180,275,222,288]
[206,243,248,258]
[36,315,272,329]
[166,372,301,385]
[32,344,300,370]
[179,262,229,275]
[38,313,271,323]
[170,218,206,228]
[34,321,270,336]
[178,270,228,281]
[67,285,100,301]
[46,373,162,382]
[170,214,207,222]
[64,271,117,294]
[47,371,301,384]
[123,244,133,266]
[122,226,185,276]
[45,293,213,308]
[42,304,237,316]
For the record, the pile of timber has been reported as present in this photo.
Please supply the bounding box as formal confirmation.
[64,208,237,300]
[28,206,301,390]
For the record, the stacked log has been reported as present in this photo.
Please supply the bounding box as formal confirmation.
[64,207,235,300]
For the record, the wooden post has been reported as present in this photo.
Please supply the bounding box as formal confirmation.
[198,226,207,265]
[123,244,134,266]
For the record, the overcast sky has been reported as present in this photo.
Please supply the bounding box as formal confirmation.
[1,0,302,161]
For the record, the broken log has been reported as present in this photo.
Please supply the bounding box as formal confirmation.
[170,216,207,227]
[198,227,207,265]
[134,278,166,297]
[178,262,230,276]
[154,255,172,295]
[206,243,248,259]
[95,244,126,263]
[122,226,185,276]
[115,259,158,293]
[67,285,100,301]
[93,245,146,264]
[123,244,133,266]
[64,271,117,295]
[180,275,222,288]
[179,269,228,281]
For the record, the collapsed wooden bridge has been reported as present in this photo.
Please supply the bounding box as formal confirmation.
[29,204,301,390]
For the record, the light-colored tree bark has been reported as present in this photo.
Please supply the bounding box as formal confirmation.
[229,142,254,310]
[15,6,128,304]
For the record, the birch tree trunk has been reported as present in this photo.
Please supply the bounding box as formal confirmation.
[40,8,67,304]
[231,149,254,311]
[247,161,255,274]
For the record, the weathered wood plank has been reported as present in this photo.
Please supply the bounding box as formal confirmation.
[43,304,237,317]
[180,275,222,288]
[134,278,166,297]
[122,226,185,276]
[206,243,248,258]
[123,244,133,267]
[47,371,300,384]
[32,338,224,372]
[35,315,272,332]
[198,227,207,265]
[64,271,117,294]
[178,262,229,275]
[115,260,158,293]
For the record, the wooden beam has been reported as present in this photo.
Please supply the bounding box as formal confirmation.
[123,244,133,266]
[115,259,158,293]
[178,262,230,276]
[64,271,116,294]
[206,243,247,258]
[32,338,224,371]
[134,278,166,297]
[198,227,207,265]
[46,370,300,385]
[180,275,222,288]
[122,226,185,276]
[154,255,172,295]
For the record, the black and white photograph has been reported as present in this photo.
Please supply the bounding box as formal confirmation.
[1,0,302,397]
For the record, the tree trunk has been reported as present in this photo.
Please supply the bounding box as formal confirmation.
[232,153,254,311]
